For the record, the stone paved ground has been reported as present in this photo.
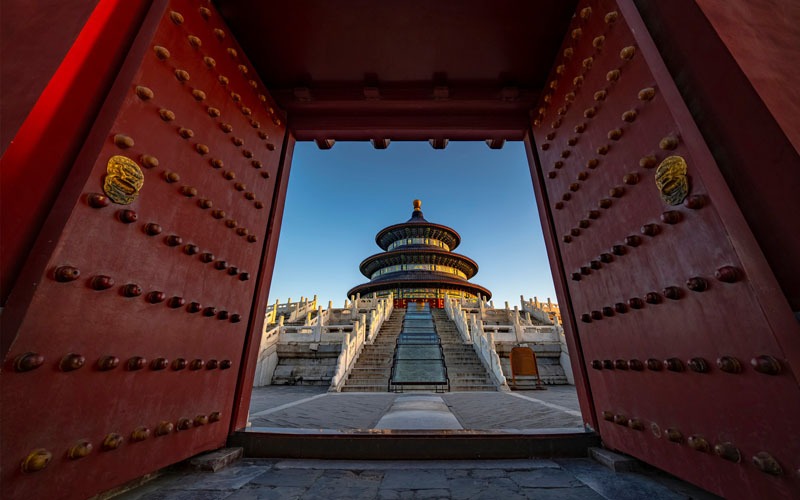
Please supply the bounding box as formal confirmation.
[250,392,397,429]
[248,386,585,430]
[250,386,327,415]
[115,458,720,500]
[442,392,584,430]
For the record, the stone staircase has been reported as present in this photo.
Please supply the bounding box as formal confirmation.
[432,310,497,391]
[340,310,405,392]
[271,342,341,386]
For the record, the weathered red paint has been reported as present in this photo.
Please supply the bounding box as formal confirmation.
[0,0,287,497]
[0,0,100,154]
[693,0,800,153]
[632,0,800,315]
[0,0,153,304]
[2,0,799,498]
[530,1,800,498]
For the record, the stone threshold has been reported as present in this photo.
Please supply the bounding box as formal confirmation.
[228,427,598,460]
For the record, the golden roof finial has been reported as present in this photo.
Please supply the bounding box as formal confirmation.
[413,199,422,211]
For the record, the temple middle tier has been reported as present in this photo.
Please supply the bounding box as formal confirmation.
[359,249,479,281]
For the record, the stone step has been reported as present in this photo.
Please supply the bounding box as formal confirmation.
[449,385,497,391]
[432,310,495,392]
[340,385,387,392]
[443,361,485,367]
[352,366,391,371]
[449,377,493,382]
[342,310,406,392]
[344,377,389,385]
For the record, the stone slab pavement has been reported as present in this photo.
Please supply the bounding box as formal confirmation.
[374,395,463,430]
[115,457,721,500]
[248,386,585,430]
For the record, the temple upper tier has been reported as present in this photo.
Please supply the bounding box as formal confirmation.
[347,200,492,307]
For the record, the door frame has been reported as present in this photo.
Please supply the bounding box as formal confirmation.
[2,0,798,492]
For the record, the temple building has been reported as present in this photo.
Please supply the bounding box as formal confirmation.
[348,200,491,308]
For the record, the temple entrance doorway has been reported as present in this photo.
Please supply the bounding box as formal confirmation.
[249,140,584,435]
[2,0,798,498]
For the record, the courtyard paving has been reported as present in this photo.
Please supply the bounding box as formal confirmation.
[113,386,719,499]
[247,385,585,430]
[115,457,720,500]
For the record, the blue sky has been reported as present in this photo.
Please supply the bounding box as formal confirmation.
[267,141,557,308]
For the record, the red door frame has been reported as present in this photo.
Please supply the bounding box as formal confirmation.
[4,0,798,432]
[2,0,799,497]
[524,133,598,429]
[0,1,294,496]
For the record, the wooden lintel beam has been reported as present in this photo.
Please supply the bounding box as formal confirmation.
[289,112,529,141]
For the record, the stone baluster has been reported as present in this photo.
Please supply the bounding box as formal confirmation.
[513,306,523,343]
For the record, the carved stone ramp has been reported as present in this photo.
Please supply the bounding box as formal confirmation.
[389,303,449,392]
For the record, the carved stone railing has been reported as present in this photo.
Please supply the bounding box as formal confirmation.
[468,314,509,390]
[520,295,559,325]
[330,295,393,391]
[329,318,366,391]
[365,296,393,343]
[252,323,282,386]
[255,293,395,387]
[444,298,506,389]
[444,298,472,343]
[265,295,319,325]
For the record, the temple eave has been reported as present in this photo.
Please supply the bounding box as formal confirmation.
[358,249,480,278]
[347,278,492,301]
[375,222,462,251]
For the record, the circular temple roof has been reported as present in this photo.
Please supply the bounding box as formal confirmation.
[375,202,461,250]
[350,200,491,300]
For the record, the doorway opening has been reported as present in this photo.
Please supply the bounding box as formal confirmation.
[245,140,586,437]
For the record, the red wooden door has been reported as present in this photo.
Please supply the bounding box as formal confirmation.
[529,1,800,498]
[0,1,288,498]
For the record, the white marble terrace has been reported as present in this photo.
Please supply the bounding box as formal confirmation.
[253,293,572,390]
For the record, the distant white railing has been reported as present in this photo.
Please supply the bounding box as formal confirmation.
[265,295,319,325]
[252,322,282,386]
[258,292,563,388]
[444,297,472,343]
[520,295,560,326]
[469,314,508,389]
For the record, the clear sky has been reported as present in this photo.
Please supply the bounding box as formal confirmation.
[266,140,557,308]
